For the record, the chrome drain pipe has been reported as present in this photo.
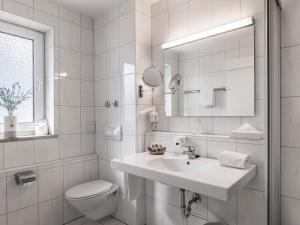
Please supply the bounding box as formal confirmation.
[180,189,201,219]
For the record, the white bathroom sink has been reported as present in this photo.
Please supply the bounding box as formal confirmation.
[111,152,256,201]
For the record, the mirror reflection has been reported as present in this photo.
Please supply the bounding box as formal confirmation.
[163,25,255,117]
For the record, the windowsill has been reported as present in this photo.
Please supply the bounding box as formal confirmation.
[0,133,58,143]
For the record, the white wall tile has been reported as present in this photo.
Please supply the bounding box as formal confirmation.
[168,3,188,40]
[81,107,94,133]
[94,81,107,107]
[38,198,63,225]
[146,180,163,201]
[146,198,163,225]
[237,143,265,191]
[81,81,94,107]
[59,78,81,106]
[0,215,6,225]
[60,134,81,158]
[281,45,300,97]
[35,138,59,163]
[60,106,81,134]
[135,12,151,45]
[151,0,167,17]
[81,133,95,155]
[208,195,237,225]
[241,0,264,17]
[0,175,6,215]
[7,205,38,225]
[207,140,236,158]
[38,166,63,202]
[106,19,120,50]
[34,0,59,16]
[59,7,81,25]
[212,117,242,135]
[238,189,266,225]
[63,161,84,191]
[59,48,81,79]
[7,171,38,212]
[95,107,107,133]
[107,48,120,77]
[281,147,300,198]
[162,184,181,206]
[281,0,300,47]
[152,12,168,46]
[281,97,300,148]
[84,159,99,182]
[0,145,3,169]
[189,0,213,34]
[94,26,107,54]
[4,141,34,168]
[213,0,240,26]
[81,15,94,30]
[81,28,94,55]
[94,53,106,81]
[59,20,80,51]
[162,203,183,225]
[120,12,135,46]
[3,0,33,19]
[167,0,188,9]
[81,54,94,81]
[120,44,135,76]
[281,196,300,225]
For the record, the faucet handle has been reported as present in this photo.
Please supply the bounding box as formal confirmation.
[184,146,195,152]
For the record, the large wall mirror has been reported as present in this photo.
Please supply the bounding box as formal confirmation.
[163,25,255,117]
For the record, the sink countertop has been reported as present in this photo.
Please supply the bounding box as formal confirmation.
[111,152,256,201]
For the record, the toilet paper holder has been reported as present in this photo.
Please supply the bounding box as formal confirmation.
[15,170,36,185]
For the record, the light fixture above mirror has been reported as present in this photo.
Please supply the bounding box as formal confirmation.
[161,17,254,50]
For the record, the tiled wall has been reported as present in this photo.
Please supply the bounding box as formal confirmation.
[0,0,98,225]
[280,0,300,224]
[94,0,152,224]
[148,0,267,225]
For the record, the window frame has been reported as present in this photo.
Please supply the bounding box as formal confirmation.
[0,20,45,133]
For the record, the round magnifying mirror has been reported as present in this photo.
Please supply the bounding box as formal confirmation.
[169,74,181,93]
[142,67,162,87]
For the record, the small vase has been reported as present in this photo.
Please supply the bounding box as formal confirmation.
[4,115,17,138]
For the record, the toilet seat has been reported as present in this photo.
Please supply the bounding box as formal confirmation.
[65,180,113,200]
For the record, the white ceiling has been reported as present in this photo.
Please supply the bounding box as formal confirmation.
[48,0,159,18]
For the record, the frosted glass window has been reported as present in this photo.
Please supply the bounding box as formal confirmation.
[0,32,34,123]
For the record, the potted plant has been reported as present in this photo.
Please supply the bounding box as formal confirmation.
[0,83,32,138]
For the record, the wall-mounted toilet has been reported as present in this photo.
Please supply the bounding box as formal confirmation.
[65,180,119,220]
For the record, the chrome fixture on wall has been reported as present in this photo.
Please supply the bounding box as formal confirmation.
[15,170,36,185]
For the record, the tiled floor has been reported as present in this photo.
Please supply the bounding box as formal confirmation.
[83,216,127,225]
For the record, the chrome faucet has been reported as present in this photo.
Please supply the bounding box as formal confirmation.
[183,146,196,159]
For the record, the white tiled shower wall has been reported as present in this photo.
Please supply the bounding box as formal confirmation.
[94,1,152,225]
[280,0,300,224]
[0,0,98,225]
[147,0,267,225]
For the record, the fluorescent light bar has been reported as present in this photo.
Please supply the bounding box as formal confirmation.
[161,17,254,50]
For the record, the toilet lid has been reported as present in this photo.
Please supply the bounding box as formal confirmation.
[65,180,113,199]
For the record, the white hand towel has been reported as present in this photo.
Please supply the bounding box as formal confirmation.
[199,87,215,108]
[219,151,251,169]
[123,173,144,201]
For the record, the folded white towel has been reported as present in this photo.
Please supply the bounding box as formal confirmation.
[199,87,215,108]
[123,173,144,201]
[218,151,251,169]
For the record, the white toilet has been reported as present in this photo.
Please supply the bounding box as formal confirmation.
[65,180,119,220]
